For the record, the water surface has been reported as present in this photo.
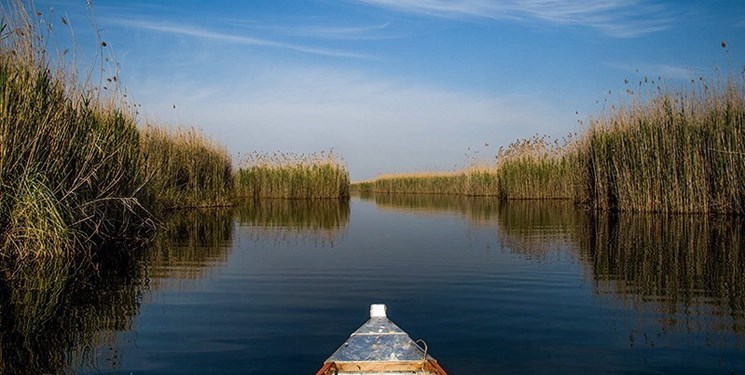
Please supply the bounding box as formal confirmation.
[1,195,744,374]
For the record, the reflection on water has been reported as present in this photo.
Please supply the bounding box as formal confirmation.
[0,252,146,374]
[237,199,349,247]
[0,208,237,374]
[147,208,234,286]
[493,200,584,260]
[359,192,500,222]
[580,215,745,334]
[0,197,743,373]
[361,192,745,333]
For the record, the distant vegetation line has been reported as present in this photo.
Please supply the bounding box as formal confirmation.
[0,2,349,263]
[234,151,350,200]
[354,74,745,215]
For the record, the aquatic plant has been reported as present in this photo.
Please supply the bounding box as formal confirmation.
[140,126,233,210]
[494,134,577,200]
[234,150,350,199]
[579,76,745,214]
[0,1,152,260]
[354,135,575,199]
[356,72,745,214]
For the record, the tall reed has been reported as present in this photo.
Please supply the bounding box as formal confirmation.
[579,78,745,214]
[495,135,578,200]
[0,2,151,260]
[356,135,575,199]
[359,75,745,214]
[140,126,233,210]
[368,172,473,195]
[234,150,349,199]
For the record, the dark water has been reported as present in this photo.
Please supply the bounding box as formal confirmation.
[2,195,745,374]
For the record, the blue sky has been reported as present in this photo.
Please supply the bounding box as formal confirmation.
[27,0,745,179]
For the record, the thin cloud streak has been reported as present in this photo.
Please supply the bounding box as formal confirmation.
[104,18,376,59]
[239,21,399,40]
[354,0,673,37]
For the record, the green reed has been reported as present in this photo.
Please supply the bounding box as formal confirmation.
[0,1,245,261]
[234,150,350,199]
[140,126,233,210]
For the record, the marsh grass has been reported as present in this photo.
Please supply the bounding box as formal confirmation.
[140,126,233,210]
[580,78,745,214]
[0,1,152,260]
[357,75,745,214]
[495,135,578,200]
[365,171,473,195]
[355,135,575,199]
[234,150,349,200]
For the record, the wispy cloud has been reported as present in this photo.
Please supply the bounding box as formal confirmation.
[353,0,673,37]
[234,21,398,41]
[104,18,375,59]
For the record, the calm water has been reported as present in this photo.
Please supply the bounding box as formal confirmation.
[2,195,745,374]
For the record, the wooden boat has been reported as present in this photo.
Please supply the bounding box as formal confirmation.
[315,304,448,375]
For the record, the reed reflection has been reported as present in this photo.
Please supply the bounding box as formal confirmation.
[0,208,237,374]
[0,252,146,374]
[147,208,234,285]
[579,214,745,334]
[493,200,583,260]
[367,193,745,336]
[236,199,350,247]
[358,192,501,223]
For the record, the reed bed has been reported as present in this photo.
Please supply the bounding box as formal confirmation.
[0,2,151,261]
[234,150,350,200]
[580,78,745,214]
[367,171,473,195]
[495,135,578,200]
[360,75,745,214]
[140,126,233,210]
[0,1,245,261]
[356,135,574,199]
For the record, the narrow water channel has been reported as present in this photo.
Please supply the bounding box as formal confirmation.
[1,195,744,374]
